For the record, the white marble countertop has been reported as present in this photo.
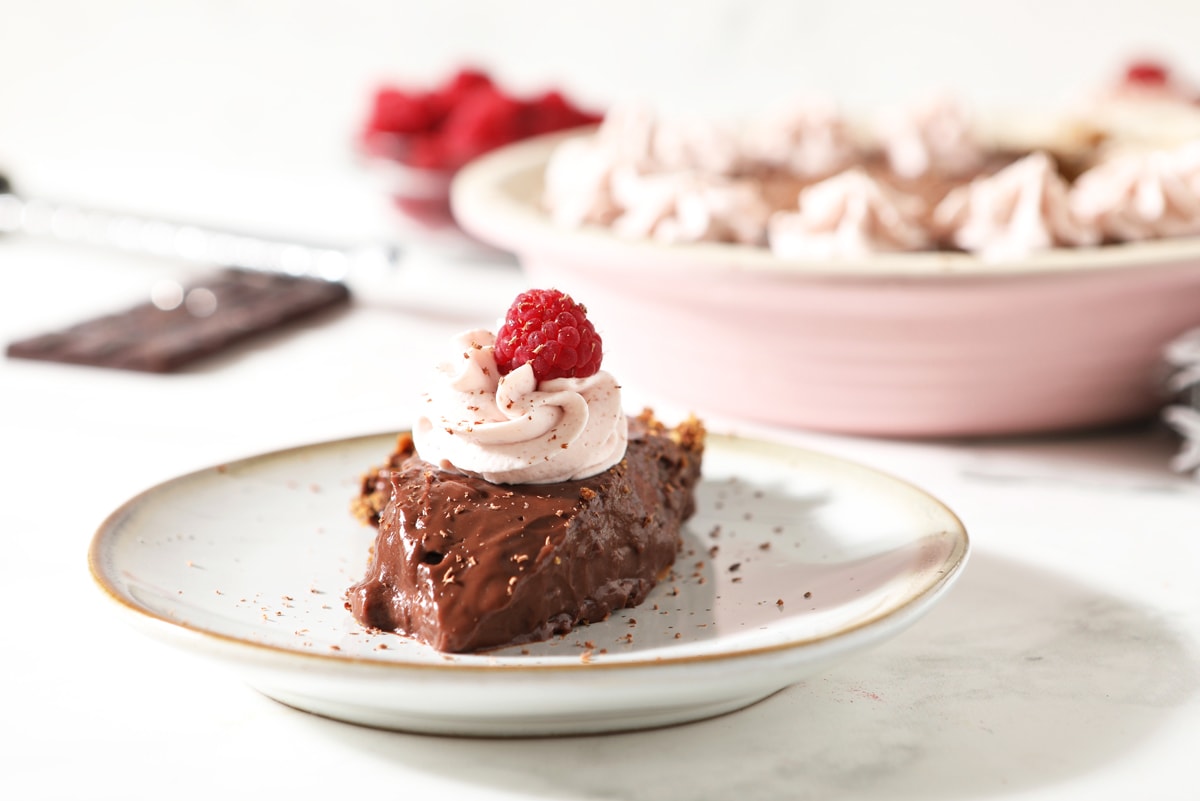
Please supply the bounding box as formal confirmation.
[4,3,1200,797]
[4,219,1199,800]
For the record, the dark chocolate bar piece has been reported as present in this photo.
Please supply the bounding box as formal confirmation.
[7,269,350,372]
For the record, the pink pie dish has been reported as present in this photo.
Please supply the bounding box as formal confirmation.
[451,131,1200,438]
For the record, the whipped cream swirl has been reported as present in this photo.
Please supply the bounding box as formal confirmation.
[768,168,930,258]
[1069,146,1200,241]
[542,104,748,231]
[542,135,623,228]
[934,152,1099,260]
[610,167,770,244]
[741,99,859,177]
[880,96,985,179]
[593,103,745,175]
[413,330,627,485]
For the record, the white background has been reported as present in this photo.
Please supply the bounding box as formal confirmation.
[4,4,1200,800]
[4,0,1200,242]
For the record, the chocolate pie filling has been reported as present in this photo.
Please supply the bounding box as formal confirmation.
[347,412,704,653]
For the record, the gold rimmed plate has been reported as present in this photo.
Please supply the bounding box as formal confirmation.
[89,431,969,736]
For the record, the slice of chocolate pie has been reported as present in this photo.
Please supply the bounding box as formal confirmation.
[347,410,704,653]
[345,288,705,653]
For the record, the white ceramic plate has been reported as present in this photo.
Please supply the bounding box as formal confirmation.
[89,432,969,736]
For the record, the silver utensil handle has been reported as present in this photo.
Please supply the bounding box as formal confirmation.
[0,190,400,281]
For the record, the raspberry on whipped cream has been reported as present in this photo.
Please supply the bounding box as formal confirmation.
[768,168,931,258]
[1069,146,1200,241]
[1105,59,1200,106]
[933,152,1099,260]
[879,95,986,179]
[412,329,627,485]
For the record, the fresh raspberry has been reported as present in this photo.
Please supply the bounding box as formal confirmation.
[399,134,449,169]
[493,289,603,382]
[420,68,493,124]
[440,85,524,169]
[1124,60,1170,87]
[524,90,603,136]
[441,68,495,103]
[362,69,603,173]
[365,87,439,136]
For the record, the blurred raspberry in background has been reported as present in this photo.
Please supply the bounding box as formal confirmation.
[360,68,602,228]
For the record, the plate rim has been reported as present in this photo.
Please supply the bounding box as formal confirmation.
[88,430,971,675]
